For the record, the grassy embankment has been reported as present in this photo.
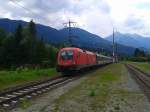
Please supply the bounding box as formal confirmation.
[52,64,128,112]
[0,68,58,90]
[130,62,150,73]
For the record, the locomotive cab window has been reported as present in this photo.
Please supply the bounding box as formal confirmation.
[60,50,73,60]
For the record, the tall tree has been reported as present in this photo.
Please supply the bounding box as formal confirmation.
[14,24,25,65]
[25,20,38,64]
[1,34,16,67]
[14,24,23,45]
[0,28,7,65]
[0,20,59,68]
[0,28,6,45]
[46,44,58,66]
[134,48,145,57]
[28,20,36,37]
[24,20,47,64]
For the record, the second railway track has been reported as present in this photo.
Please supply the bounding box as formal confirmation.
[125,64,150,102]
[0,75,78,109]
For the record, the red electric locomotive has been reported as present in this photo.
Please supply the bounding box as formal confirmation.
[56,47,97,72]
[56,47,112,72]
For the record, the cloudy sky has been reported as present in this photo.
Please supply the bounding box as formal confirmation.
[1,0,150,37]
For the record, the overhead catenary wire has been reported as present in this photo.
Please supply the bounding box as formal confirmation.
[9,0,48,24]
[9,0,36,16]
[9,0,118,59]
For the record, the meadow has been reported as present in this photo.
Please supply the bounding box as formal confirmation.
[0,68,58,90]
[130,62,150,73]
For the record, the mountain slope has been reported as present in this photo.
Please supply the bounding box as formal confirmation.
[0,18,64,43]
[60,28,135,56]
[0,18,135,56]
[60,28,110,47]
[106,32,150,50]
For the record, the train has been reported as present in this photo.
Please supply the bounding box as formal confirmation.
[56,47,113,72]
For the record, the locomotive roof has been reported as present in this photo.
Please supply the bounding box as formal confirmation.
[60,47,81,51]
[60,47,112,59]
[60,47,95,54]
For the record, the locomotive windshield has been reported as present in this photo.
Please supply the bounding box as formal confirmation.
[60,50,73,60]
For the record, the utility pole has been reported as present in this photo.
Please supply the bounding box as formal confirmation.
[112,28,115,63]
[63,20,77,46]
[115,43,118,62]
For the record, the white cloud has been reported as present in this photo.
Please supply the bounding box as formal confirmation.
[106,0,150,36]
[0,0,150,37]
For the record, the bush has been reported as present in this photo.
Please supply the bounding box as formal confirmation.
[89,89,96,97]
[129,57,147,62]
[16,66,24,73]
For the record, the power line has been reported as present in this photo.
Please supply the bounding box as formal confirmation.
[9,0,46,23]
[9,0,35,15]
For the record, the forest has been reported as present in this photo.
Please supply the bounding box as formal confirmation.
[0,20,58,69]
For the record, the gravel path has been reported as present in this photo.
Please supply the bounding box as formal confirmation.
[9,75,89,112]
[105,66,150,112]
[4,64,150,112]
[42,64,150,112]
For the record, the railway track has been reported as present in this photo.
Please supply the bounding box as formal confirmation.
[0,63,110,110]
[0,75,77,109]
[125,64,150,102]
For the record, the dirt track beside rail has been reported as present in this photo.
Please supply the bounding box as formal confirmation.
[6,63,150,112]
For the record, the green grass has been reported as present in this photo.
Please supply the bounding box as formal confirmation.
[130,62,150,73]
[20,99,31,109]
[52,63,124,112]
[0,68,58,90]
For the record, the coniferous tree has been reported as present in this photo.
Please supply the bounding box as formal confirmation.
[35,39,47,64]
[0,28,7,65]
[14,24,25,65]
[24,20,48,65]
[2,34,16,67]
[25,20,38,64]
[134,48,145,57]
[46,44,58,66]
[0,20,59,68]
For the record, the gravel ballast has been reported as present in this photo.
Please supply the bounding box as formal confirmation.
[6,64,150,112]
[10,75,89,112]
